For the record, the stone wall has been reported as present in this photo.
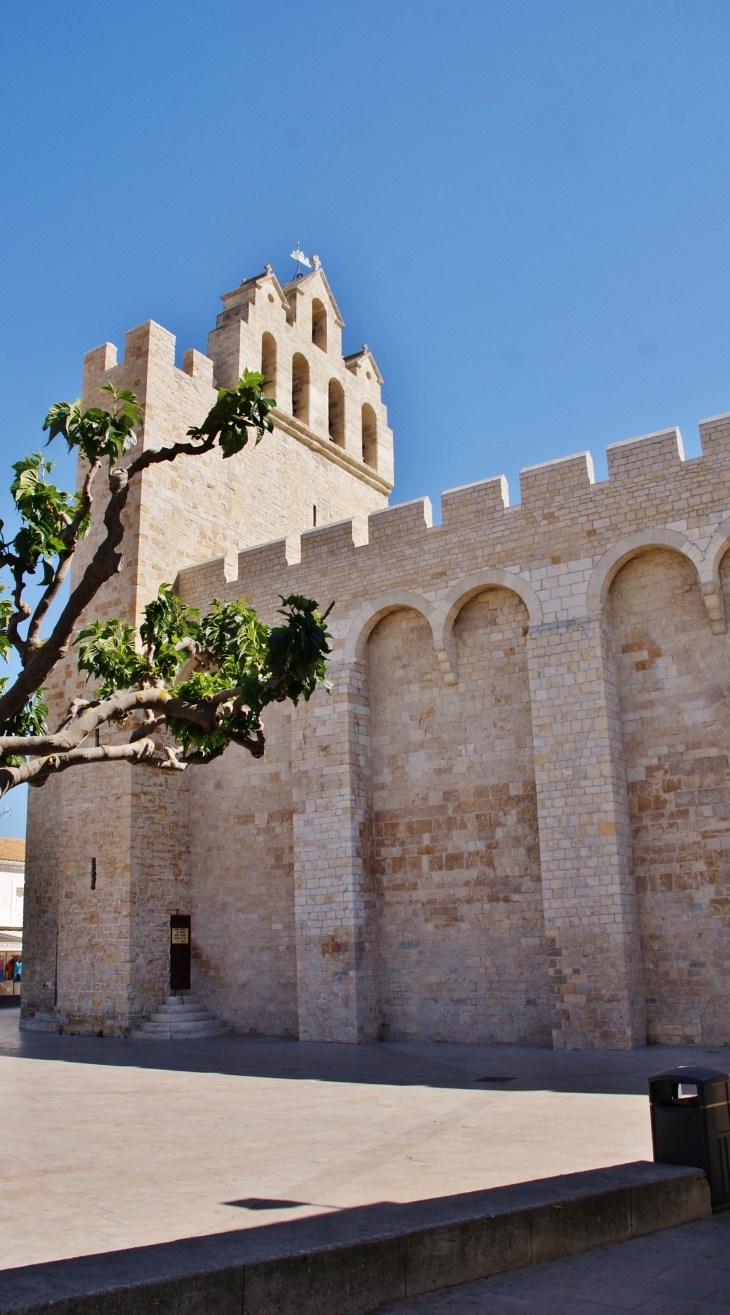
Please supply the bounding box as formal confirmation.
[169,420,730,1050]
[368,596,549,1044]
[189,704,298,1037]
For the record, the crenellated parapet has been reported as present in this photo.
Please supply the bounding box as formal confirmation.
[175,412,730,657]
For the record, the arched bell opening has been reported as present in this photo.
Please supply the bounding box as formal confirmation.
[291,353,310,425]
[261,332,277,403]
[328,378,345,446]
[362,403,378,469]
[312,298,327,352]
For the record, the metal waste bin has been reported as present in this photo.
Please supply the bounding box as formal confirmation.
[649,1065,730,1210]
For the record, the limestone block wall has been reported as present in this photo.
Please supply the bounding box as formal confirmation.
[368,597,549,1045]
[175,415,730,1050]
[189,705,298,1037]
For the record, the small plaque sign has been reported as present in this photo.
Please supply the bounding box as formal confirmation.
[171,928,189,945]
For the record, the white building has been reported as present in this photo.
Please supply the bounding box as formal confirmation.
[0,838,24,992]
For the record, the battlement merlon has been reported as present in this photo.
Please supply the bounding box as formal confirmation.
[82,321,217,422]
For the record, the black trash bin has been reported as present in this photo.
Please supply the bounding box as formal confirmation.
[649,1065,730,1210]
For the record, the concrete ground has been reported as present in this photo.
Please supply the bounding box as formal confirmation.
[359,1212,730,1314]
[1,1002,728,1276]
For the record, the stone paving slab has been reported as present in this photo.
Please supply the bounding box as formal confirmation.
[358,1211,730,1314]
[0,1012,727,1284]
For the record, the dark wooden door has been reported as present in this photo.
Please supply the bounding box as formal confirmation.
[170,914,191,992]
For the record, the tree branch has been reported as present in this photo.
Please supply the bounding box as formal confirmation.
[0,738,188,797]
[6,561,31,662]
[228,728,266,758]
[24,458,102,652]
[0,684,244,758]
[0,432,218,726]
[126,432,216,479]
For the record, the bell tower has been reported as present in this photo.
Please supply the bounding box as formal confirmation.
[21,259,394,1036]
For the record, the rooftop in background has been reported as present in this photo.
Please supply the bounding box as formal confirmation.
[0,839,25,863]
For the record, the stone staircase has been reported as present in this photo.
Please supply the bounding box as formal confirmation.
[131,993,230,1040]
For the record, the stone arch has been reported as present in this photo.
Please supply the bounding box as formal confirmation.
[586,529,705,621]
[328,378,345,447]
[291,353,310,425]
[343,591,434,665]
[312,298,327,351]
[430,570,543,684]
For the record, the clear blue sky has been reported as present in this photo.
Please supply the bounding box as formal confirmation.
[1,0,729,835]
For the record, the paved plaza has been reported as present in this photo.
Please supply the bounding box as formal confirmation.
[1,1002,728,1294]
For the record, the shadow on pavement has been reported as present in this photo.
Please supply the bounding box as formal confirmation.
[1,1008,728,1096]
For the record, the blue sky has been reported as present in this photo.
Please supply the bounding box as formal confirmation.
[1,0,729,834]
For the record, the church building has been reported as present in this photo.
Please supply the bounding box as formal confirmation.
[21,260,730,1050]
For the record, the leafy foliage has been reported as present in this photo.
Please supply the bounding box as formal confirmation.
[75,585,331,761]
[75,618,142,699]
[0,371,330,788]
[44,384,142,466]
[0,453,91,585]
[139,584,200,683]
[0,588,12,660]
[267,596,331,703]
[0,679,49,765]
[187,369,276,458]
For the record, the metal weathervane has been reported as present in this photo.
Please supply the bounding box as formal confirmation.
[290,244,311,278]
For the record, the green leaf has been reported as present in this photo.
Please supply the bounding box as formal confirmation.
[44,385,142,467]
[187,369,275,460]
[75,618,141,698]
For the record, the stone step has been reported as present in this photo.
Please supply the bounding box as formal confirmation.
[138,1015,224,1030]
[138,1015,225,1028]
[149,1007,216,1023]
[130,1023,230,1040]
[131,992,229,1041]
[155,1004,206,1015]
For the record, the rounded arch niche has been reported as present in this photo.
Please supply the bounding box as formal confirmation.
[364,583,549,1045]
[291,353,310,425]
[586,529,703,620]
[430,570,543,684]
[607,542,730,1047]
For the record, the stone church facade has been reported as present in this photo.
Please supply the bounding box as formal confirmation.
[20,262,730,1050]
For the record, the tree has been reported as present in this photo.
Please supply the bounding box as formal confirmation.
[0,374,331,797]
